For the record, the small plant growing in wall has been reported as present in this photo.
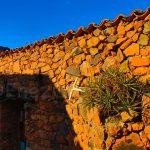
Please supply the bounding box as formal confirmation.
[80,68,149,121]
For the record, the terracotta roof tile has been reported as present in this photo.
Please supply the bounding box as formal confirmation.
[65,30,75,39]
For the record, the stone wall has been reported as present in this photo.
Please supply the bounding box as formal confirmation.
[0,8,150,150]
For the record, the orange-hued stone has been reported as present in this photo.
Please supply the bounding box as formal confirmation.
[73,54,83,65]
[55,69,60,75]
[86,55,92,63]
[102,56,120,71]
[60,70,66,78]
[141,46,150,56]
[127,123,132,132]
[63,53,71,61]
[145,14,150,21]
[47,53,53,58]
[66,104,73,117]
[133,67,150,75]
[73,115,83,125]
[57,74,61,81]
[124,43,139,56]
[101,49,110,60]
[78,135,88,149]
[99,35,106,40]
[130,57,150,67]
[73,124,84,134]
[67,58,73,66]
[48,70,54,78]
[112,136,126,149]
[72,94,80,104]
[87,37,100,47]
[144,126,150,140]
[61,61,67,69]
[117,25,125,37]
[116,48,124,62]
[125,22,134,31]
[106,123,122,137]
[119,60,130,73]
[93,63,101,74]
[51,61,61,69]
[78,38,86,48]
[81,53,86,61]
[72,107,79,116]
[92,107,101,125]
[82,47,88,54]
[42,43,48,51]
[0,66,5,73]
[126,30,136,38]
[86,109,94,121]
[142,96,150,124]
[125,133,144,147]
[139,74,150,84]
[53,48,60,55]
[120,38,132,50]
[106,136,115,149]
[22,68,34,75]
[131,122,144,131]
[46,48,53,54]
[38,58,46,62]
[132,33,140,42]
[89,47,99,55]
[92,136,104,149]
[53,51,65,62]
[134,20,144,30]
[93,28,101,36]
[139,131,150,147]
[98,43,104,50]
[41,65,51,73]
[87,33,93,39]
[138,26,143,32]
[41,52,47,58]
[138,34,149,46]
[37,62,46,68]
[80,61,93,76]
[13,60,21,73]
[59,78,65,86]
[116,37,127,45]
[106,43,115,50]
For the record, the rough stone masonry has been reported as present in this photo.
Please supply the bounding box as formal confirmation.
[0,7,150,150]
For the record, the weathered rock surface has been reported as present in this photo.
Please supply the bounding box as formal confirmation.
[0,9,150,150]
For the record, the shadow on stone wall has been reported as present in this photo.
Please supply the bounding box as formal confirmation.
[0,74,82,150]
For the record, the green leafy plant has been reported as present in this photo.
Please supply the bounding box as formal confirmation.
[81,68,149,118]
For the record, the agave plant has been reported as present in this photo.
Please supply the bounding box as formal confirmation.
[81,68,149,118]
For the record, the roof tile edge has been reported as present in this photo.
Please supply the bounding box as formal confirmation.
[1,6,150,57]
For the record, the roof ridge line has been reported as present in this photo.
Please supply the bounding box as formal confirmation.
[1,6,150,57]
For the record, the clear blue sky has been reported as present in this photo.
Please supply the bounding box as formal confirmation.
[0,0,149,49]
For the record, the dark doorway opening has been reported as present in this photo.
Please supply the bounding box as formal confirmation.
[0,99,26,150]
